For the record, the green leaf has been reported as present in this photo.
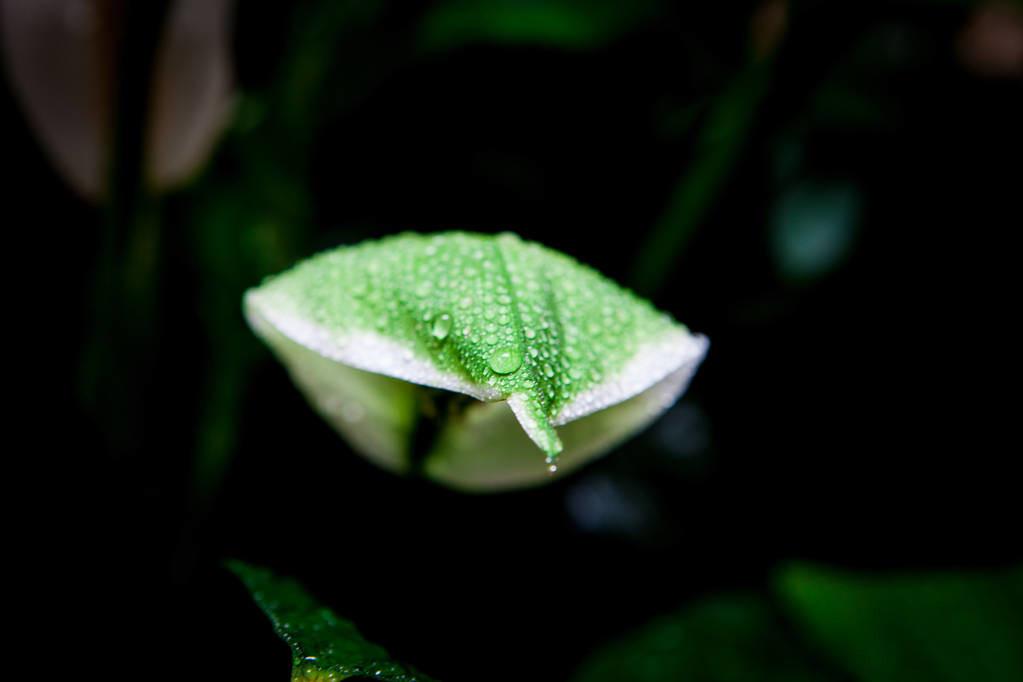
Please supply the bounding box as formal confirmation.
[244,231,706,491]
[419,0,659,51]
[777,564,1023,682]
[228,561,438,682]
[571,593,840,682]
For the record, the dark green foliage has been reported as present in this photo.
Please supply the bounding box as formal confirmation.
[572,593,838,682]
[778,565,1023,682]
[186,0,392,499]
[420,0,660,51]
[573,566,1023,682]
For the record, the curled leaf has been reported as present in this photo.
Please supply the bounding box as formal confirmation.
[245,232,707,491]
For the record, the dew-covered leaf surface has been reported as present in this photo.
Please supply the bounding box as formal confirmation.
[229,561,438,682]
[245,231,706,489]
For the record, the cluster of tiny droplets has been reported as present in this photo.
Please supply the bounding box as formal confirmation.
[263,232,679,459]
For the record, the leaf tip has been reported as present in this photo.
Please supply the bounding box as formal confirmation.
[507,393,563,460]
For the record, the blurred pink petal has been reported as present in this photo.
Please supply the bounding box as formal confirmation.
[751,0,788,60]
[1,0,114,198]
[0,0,234,199]
[147,0,234,190]
[958,2,1023,78]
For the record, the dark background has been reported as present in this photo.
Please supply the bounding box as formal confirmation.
[7,1,1021,680]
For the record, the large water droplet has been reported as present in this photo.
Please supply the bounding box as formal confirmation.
[488,346,522,374]
[431,312,452,340]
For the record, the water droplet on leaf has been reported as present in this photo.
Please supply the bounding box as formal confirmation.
[488,346,522,374]
[431,313,452,340]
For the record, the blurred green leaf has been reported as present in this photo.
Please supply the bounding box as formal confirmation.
[573,566,1023,682]
[571,593,840,682]
[229,561,438,682]
[631,62,770,296]
[778,564,1023,682]
[420,0,658,51]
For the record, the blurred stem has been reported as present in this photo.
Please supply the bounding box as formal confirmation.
[630,61,771,297]
[80,2,171,455]
[408,390,447,477]
[193,350,251,501]
[408,390,471,476]
[187,0,394,506]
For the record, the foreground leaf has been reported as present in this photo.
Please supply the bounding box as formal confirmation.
[245,231,707,491]
[229,561,437,682]
[777,564,1023,682]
